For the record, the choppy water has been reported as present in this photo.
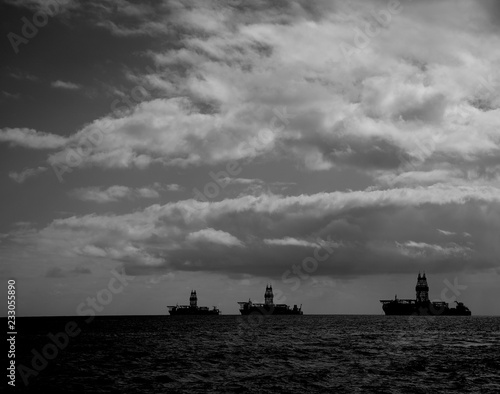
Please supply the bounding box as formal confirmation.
[10,315,500,393]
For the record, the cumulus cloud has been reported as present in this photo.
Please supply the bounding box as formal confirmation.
[0,128,68,149]
[136,187,160,199]
[396,241,473,259]
[9,71,38,81]
[3,0,498,190]
[166,183,183,192]
[438,229,456,236]
[9,167,47,183]
[69,185,160,203]
[6,0,80,15]
[186,228,244,247]
[5,184,499,278]
[51,80,81,90]
[224,177,260,185]
[3,0,500,285]
[264,237,319,248]
[1,91,20,100]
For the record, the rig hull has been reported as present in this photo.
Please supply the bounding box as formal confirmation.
[239,305,303,316]
[381,300,471,316]
[168,307,220,316]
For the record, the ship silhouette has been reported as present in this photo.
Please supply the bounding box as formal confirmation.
[167,290,220,315]
[237,285,303,315]
[380,273,471,316]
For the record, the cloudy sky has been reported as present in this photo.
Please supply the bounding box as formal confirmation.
[1,0,499,316]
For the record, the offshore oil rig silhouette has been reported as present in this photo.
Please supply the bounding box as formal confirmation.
[380,273,471,316]
[237,284,303,315]
[167,290,220,315]
[167,285,303,316]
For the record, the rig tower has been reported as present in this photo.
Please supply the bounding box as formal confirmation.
[264,284,274,306]
[189,290,198,308]
[415,272,429,303]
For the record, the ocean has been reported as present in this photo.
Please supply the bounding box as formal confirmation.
[8,315,500,393]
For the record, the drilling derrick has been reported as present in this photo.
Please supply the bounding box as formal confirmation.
[264,284,274,306]
[415,272,429,303]
[189,290,198,308]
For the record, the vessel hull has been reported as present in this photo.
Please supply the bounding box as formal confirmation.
[169,311,219,316]
[239,306,303,316]
[168,307,220,316]
[382,301,471,316]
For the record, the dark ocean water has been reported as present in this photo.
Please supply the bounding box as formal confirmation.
[8,315,500,393]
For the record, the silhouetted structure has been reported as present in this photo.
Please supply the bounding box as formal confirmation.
[168,290,220,315]
[380,273,471,315]
[238,284,303,315]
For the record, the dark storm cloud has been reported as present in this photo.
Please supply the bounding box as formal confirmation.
[1,0,500,309]
[11,187,499,281]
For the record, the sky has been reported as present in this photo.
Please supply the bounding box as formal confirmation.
[1,0,499,316]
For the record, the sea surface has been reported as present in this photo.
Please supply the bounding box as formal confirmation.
[9,315,500,393]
